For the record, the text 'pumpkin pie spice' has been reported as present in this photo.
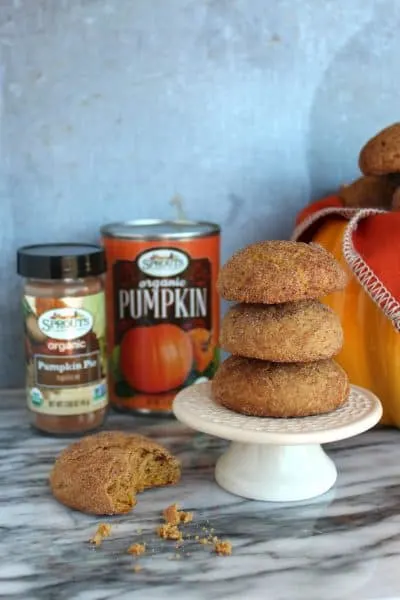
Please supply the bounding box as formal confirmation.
[101,220,220,415]
[217,240,347,304]
[50,431,181,515]
[17,243,108,435]
[220,301,343,362]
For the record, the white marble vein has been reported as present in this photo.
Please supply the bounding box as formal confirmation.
[1,390,400,600]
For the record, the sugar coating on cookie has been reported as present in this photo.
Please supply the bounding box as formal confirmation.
[50,431,181,515]
[212,355,349,418]
[220,301,343,362]
[217,241,347,304]
[359,123,400,176]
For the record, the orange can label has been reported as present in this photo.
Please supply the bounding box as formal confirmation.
[102,227,220,413]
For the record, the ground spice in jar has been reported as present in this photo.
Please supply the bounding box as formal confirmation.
[17,244,108,435]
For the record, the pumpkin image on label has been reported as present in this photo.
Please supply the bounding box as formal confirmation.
[102,220,220,414]
[188,328,214,373]
[120,324,193,394]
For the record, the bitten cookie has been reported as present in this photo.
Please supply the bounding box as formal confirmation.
[212,356,349,418]
[220,301,343,362]
[359,123,400,176]
[217,241,347,304]
[50,431,181,515]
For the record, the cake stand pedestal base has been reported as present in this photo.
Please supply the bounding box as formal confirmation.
[215,442,337,502]
[173,383,382,502]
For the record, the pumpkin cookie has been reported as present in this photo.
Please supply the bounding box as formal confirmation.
[339,175,400,209]
[212,356,349,418]
[217,241,347,304]
[220,301,343,362]
[50,431,181,515]
[359,123,400,176]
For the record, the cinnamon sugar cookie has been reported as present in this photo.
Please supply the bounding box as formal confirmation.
[220,301,343,362]
[217,241,347,304]
[212,356,349,418]
[359,123,400,176]
[339,175,400,209]
[50,431,181,515]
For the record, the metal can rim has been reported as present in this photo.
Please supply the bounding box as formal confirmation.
[101,219,220,241]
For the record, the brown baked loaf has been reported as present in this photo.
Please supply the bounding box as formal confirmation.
[359,123,400,176]
[50,431,181,515]
[339,175,400,209]
[220,301,343,362]
[217,241,347,304]
[212,355,349,417]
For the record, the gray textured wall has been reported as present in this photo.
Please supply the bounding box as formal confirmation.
[1,0,399,387]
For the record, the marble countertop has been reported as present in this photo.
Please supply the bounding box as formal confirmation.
[2,390,400,600]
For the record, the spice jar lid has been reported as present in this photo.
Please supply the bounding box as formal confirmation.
[17,243,106,280]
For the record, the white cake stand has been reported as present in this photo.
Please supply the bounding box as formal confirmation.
[173,382,382,502]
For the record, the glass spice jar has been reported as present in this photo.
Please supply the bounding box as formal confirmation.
[17,244,108,435]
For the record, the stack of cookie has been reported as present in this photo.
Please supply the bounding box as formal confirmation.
[212,241,349,418]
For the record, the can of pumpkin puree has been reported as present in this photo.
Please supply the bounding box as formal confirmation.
[101,220,220,414]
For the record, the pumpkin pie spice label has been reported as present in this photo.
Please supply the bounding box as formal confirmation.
[23,293,107,415]
[104,236,220,413]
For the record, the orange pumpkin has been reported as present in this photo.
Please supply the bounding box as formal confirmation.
[188,328,214,373]
[120,324,193,394]
[312,216,400,426]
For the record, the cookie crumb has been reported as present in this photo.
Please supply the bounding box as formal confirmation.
[163,503,180,525]
[179,511,193,524]
[133,564,143,573]
[127,543,146,556]
[157,524,183,541]
[89,523,112,546]
[163,503,193,525]
[214,540,232,556]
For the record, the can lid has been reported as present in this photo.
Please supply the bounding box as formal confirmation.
[101,219,220,240]
[17,243,106,280]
